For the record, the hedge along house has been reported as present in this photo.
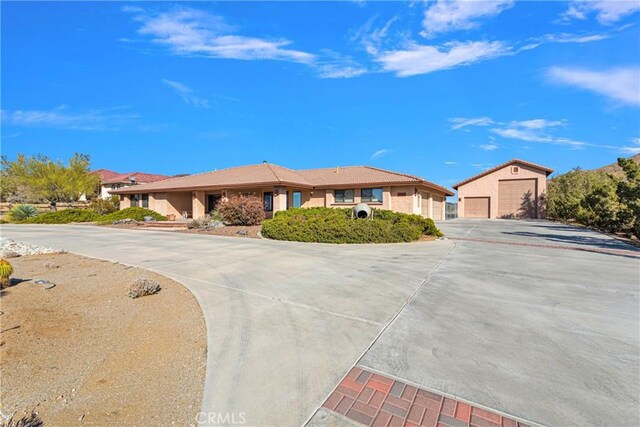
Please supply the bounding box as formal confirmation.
[110,162,454,220]
[453,159,554,219]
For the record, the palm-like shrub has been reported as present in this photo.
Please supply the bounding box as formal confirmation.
[7,204,39,222]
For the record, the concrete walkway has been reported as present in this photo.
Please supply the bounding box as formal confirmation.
[0,224,454,426]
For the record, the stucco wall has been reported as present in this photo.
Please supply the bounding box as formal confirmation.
[457,163,548,218]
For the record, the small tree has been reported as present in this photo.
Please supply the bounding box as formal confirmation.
[617,157,640,237]
[217,193,265,226]
[2,153,100,210]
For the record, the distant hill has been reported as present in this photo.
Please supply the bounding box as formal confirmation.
[595,154,640,177]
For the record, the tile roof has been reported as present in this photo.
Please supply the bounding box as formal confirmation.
[297,166,454,195]
[452,158,554,189]
[92,169,120,182]
[110,163,454,195]
[102,172,172,185]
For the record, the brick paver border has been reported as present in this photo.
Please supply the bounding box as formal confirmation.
[322,367,533,427]
[450,237,639,258]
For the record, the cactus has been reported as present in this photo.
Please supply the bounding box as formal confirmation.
[0,258,13,289]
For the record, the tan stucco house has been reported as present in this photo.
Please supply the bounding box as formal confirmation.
[453,159,553,219]
[110,162,453,220]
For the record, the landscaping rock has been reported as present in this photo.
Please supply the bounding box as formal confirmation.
[0,238,63,257]
[236,229,248,236]
[210,221,225,229]
[112,218,138,225]
[34,279,56,290]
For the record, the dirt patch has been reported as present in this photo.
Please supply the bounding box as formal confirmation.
[0,253,206,426]
[178,225,262,239]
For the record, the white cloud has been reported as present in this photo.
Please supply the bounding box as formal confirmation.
[129,7,314,64]
[562,1,640,24]
[162,79,210,107]
[449,117,494,130]
[377,40,507,77]
[444,161,457,165]
[1,106,139,131]
[315,50,368,79]
[621,138,640,154]
[371,149,391,159]
[547,66,640,106]
[421,0,514,37]
[541,33,610,44]
[508,119,566,129]
[479,143,499,151]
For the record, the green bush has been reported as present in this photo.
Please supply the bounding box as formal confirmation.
[90,195,120,214]
[96,207,166,224]
[261,207,442,243]
[7,204,39,222]
[22,208,100,224]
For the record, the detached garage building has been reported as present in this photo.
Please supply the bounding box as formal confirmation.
[453,159,553,219]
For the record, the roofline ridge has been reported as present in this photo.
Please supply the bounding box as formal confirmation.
[452,158,554,189]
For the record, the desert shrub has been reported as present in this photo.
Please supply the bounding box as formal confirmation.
[0,258,13,289]
[129,277,161,299]
[0,410,44,427]
[261,207,441,243]
[188,215,211,229]
[97,207,166,224]
[217,193,265,226]
[7,204,39,222]
[90,195,120,214]
[22,208,100,224]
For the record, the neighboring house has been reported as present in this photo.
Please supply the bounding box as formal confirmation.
[111,162,454,220]
[99,171,171,199]
[453,159,553,219]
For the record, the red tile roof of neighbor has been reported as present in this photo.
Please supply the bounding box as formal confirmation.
[92,169,120,182]
[452,158,554,190]
[110,163,455,195]
[102,172,172,185]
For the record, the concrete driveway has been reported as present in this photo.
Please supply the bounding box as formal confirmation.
[357,219,639,427]
[2,221,638,427]
[0,224,454,426]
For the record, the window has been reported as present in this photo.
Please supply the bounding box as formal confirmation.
[361,188,383,203]
[131,194,140,207]
[292,191,302,208]
[335,189,354,203]
[141,194,149,208]
[511,166,519,174]
[263,192,273,211]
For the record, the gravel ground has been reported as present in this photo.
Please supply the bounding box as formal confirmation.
[0,253,206,426]
[178,225,262,238]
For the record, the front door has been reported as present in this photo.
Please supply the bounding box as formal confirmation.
[207,194,222,213]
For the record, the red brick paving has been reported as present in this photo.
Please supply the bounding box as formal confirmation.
[322,367,533,427]
[450,237,639,257]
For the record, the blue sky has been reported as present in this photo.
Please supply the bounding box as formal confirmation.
[2,1,639,189]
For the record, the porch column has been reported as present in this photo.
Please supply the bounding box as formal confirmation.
[441,197,446,220]
[120,195,131,209]
[382,187,392,210]
[193,191,206,218]
[412,188,421,215]
[148,193,156,211]
[273,187,288,213]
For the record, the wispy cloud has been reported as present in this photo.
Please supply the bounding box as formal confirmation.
[162,79,210,107]
[561,1,640,24]
[377,40,507,77]
[479,143,499,151]
[421,0,514,37]
[371,149,391,159]
[546,66,640,106]
[127,7,315,64]
[315,50,368,78]
[444,161,457,165]
[449,117,494,130]
[1,106,139,131]
[621,138,640,154]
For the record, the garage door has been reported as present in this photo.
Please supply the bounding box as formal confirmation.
[464,197,489,218]
[432,196,443,220]
[498,179,537,218]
